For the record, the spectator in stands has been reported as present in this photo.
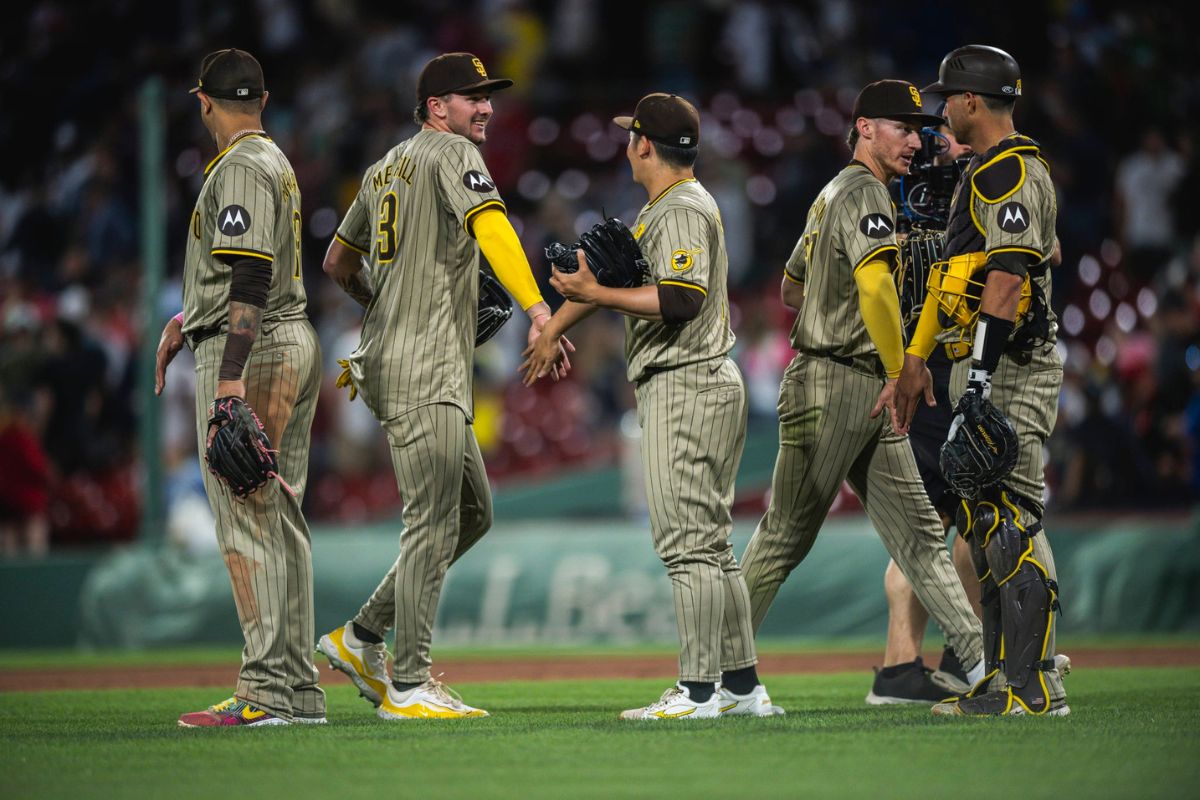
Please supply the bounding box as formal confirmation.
[1114,127,1187,282]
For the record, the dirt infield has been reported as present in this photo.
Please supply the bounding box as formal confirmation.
[2,645,1198,692]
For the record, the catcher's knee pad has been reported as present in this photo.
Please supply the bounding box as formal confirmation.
[974,498,1023,582]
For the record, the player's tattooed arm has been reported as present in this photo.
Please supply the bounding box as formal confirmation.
[215,300,262,398]
[336,264,374,309]
[324,237,374,308]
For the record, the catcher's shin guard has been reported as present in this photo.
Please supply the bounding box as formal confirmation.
[974,493,1060,713]
[958,500,1002,690]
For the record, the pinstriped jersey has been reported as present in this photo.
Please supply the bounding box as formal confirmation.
[335,129,505,422]
[966,139,1059,342]
[625,179,734,382]
[182,134,307,335]
[785,163,898,358]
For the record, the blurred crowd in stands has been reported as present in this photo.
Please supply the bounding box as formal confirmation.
[0,0,1196,553]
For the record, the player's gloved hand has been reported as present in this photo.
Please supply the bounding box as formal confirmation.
[336,358,358,401]
[205,396,296,499]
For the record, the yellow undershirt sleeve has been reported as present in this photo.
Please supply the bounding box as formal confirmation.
[904,286,944,360]
[474,209,544,311]
[854,259,904,379]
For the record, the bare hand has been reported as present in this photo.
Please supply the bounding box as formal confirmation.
[525,309,575,382]
[549,250,600,304]
[154,317,185,396]
[519,327,574,387]
[870,379,901,433]
[894,353,936,433]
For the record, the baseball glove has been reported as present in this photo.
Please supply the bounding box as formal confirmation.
[476,271,514,347]
[939,391,1019,498]
[897,227,945,329]
[545,216,648,289]
[205,396,295,499]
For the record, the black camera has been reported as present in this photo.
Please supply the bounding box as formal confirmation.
[894,128,968,233]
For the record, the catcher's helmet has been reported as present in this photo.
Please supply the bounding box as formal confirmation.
[923,45,1022,98]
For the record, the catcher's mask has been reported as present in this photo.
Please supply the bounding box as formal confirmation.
[926,251,1032,343]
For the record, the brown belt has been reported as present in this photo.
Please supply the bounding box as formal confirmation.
[818,352,886,379]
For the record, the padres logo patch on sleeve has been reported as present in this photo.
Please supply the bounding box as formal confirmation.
[671,248,702,271]
[217,205,251,236]
[997,201,1030,233]
[859,213,893,238]
[462,170,496,192]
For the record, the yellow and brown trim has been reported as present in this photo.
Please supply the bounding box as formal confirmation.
[647,177,697,209]
[204,133,271,176]
[659,278,707,297]
[783,269,804,285]
[463,199,507,235]
[986,245,1044,261]
[212,247,273,263]
[851,244,898,274]
[971,150,1029,204]
[334,233,369,255]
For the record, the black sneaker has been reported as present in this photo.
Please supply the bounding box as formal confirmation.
[865,657,955,705]
[931,645,970,695]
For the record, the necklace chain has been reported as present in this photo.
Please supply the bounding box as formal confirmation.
[224,128,265,149]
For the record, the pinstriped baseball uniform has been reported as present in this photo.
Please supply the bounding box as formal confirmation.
[332,129,500,682]
[182,133,324,721]
[947,140,1064,701]
[740,163,983,669]
[629,178,757,683]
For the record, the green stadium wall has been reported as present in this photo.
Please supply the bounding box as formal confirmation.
[1,513,1194,649]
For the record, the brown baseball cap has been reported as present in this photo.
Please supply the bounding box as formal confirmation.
[417,53,513,101]
[189,49,265,100]
[613,93,700,148]
[852,80,943,127]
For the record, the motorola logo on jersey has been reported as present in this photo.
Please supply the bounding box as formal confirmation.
[997,201,1030,233]
[859,213,893,238]
[462,170,496,193]
[217,205,251,236]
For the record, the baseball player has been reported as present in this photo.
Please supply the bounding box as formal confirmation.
[156,49,326,727]
[737,80,986,693]
[315,53,569,720]
[898,45,1070,716]
[869,124,981,705]
[524,93,782,720]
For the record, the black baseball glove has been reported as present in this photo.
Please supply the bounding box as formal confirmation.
[939,391,1020,499]
[897,227,945,329]
[205,396,295,499]
[476,271,513,347]
[545,216,648,289]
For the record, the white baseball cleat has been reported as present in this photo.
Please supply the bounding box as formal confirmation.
[377,678,489,719]
[620,684,721,720]
[718,684,786,717]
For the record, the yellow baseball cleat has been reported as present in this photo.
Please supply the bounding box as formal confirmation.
[377,678,489,720]
[317,623,390,707]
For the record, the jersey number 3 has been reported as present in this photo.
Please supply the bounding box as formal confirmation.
[377,192,399,263]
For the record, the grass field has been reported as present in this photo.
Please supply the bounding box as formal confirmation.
[2,663,1198,799]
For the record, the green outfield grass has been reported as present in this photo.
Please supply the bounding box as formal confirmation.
[2,667,1197,799]
[1,633,1197,669]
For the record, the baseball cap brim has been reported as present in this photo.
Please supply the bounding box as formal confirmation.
[885,111,946,127]
[612,115,634,130]
[446,77,513,96]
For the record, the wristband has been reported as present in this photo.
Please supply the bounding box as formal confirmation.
[172,311,184,325]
